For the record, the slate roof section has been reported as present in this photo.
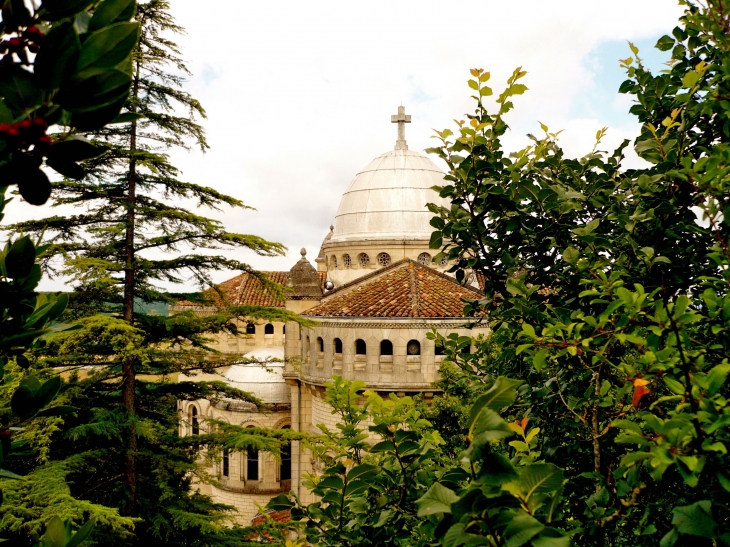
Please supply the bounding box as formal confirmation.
[303,259,482,318]
[174,271,326,309]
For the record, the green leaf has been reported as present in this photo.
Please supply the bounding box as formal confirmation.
[10,385,36,420]
[36,405,77,417]
[370,440,395,453]
[346,463,379,481]
[46,157,85,180]
[373,509,391,528]
[429,231,443,249]
[18,169,52,206]
[88,0,136,31]
[469,376,523,419]
[66,517,95,547]
[563,246,580,265]
[76,22,140,72]
[480,453,519,486]
[503,515,544,547]
[5,236,35,279]
[42,516,66,547]
[34,22,80,89]
[266,493,294,511]
[70,92,128,131]
[672,500,716,538]
[61,69,132,112]
[41,0,95,20]
[416,483,458,516]
[469,406,513,445]
[660,528,679,547]
[36,376,61,409]
[110,111,143,124]
[0,468,23,479]
[46,138,108,162]
[518,464,564,502]
[531,533,571,547]
[0,65,42,115]
[656,35,675,51]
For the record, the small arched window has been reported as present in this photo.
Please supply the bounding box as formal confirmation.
[377,252,391,266]
[358,253,370,267]
[280,425,291,481]
[190,405,199,435]
[343,254,351,268]
[246,426,259,481]
[317,337,324,353]
[380,340,393,356]
[407,340,421,356]
[334,338,343,354]
[418,252,431,266]
[222,450,230,477]
[355,339,366,355]
[331,255,338,269]
[246,323,256,335]
[265,323,274,335]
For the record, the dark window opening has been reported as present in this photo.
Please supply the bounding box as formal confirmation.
[280,425,291,481]
[247,448,259,481]
[334,338,343,354]
[380,340,393,356]
[461,345,471,355]
[222,451,229,477]
[355,339,366,355]
[283,325,286,335]
[265,323,274,334]
[435,344,445,356]
[407,340,421,356]
[246,323,256,335]
[191,406,199,435]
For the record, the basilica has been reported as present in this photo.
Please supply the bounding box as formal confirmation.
[172,107,487,523]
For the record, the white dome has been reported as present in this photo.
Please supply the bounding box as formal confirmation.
[330,149,449,243]
[222,346,289,403]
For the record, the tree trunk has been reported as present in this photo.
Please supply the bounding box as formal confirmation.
[122,57,141,517]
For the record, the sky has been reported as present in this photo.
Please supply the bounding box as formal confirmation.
[24,0,686,291]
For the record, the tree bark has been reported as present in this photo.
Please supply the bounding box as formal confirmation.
[121,56,141,517]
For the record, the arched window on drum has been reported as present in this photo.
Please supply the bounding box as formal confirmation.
[244,426,259,482]
[189,405,199,435]
[280,425,291,482]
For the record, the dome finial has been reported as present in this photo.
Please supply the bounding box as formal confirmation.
[300,248,307,257]
[391,105,411,150]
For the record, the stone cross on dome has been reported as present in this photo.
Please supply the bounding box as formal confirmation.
[391,105,411,150]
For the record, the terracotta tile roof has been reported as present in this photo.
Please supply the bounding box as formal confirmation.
[173,271,326,309]
[251,510,290,526]
[303,259,482,318]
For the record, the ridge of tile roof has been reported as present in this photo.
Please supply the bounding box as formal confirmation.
[173,271,326,309]
[303,259,482,318]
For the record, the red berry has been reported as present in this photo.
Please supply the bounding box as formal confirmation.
[7,127,19,137]
[24,26,44,39]
[7,37,23,49]
[28,43,39,53]
[37,135,52,146]
[30,118,47,130]
[17,119,31,130]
